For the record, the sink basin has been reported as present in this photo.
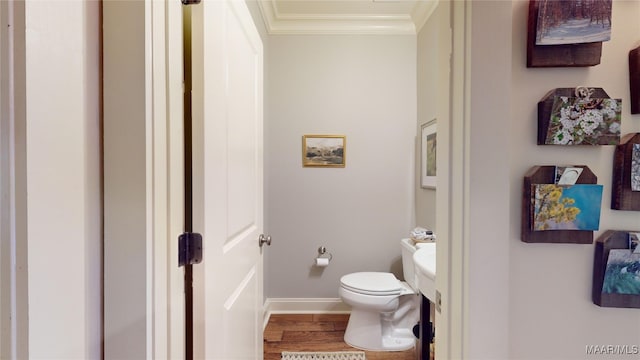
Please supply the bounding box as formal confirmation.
[413,242,436,300]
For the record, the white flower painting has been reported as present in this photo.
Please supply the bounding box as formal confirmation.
[545,96,621,145]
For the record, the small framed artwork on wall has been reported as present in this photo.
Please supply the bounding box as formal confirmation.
[302,135,346,168]
[611,133,640,210]
[526,0,607,67]
[593,230,640,309]
[421,119,437,189]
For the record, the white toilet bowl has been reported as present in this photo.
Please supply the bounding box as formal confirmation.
[339,271,419,351]
[338,238,423,351]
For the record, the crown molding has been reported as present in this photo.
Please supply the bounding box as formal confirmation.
[412,0,438,33]
[258,0,439,35]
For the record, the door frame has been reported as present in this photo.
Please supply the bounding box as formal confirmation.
[103,0,184,358]
[0,1,28,358]
[100,0,473,359]
[435,1,470,359]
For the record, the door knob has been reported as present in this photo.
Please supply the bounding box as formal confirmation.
[258,234,272,247]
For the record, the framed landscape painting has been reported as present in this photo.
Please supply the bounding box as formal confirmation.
[535,0,612,45]
[302,135,346,167]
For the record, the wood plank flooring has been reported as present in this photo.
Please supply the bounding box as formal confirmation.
[263,314,418,360]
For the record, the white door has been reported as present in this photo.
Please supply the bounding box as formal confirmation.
[189,0,265,358]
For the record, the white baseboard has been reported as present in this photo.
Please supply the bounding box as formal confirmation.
[263,298,351,329]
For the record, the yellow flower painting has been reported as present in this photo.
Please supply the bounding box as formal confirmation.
[532,184,603,231]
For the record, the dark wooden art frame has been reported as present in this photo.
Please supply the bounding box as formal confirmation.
[630,46,640,114]
[527,0,603,68]
[611,133,640,210]
[522,165,597,244]
[592,230,640,309]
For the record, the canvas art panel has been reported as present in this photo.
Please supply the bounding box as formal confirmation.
[532,183,603,231]
[602,249,640,295]
[302,135,346,167]
[544,96,621,145]
[630,232,640,254]
[536,0,612,45]
[632,144,640,191]
[555,166,583,185]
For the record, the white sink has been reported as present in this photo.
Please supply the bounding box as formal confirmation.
[413,242,436,301]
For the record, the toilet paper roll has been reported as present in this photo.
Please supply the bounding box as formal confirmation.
[315,257,330,267]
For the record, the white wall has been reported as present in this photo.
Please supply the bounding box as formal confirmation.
[265,35,417,298]
[415,20,437,232]
[416,3,449,231]
[505,1,640,358]
[466,1,513,358]
[22,1,101,359]
[463,1,640,359]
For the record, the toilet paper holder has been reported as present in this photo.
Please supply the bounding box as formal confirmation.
[318,246,332,260]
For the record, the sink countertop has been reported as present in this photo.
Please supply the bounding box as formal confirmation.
[413,242,436,301]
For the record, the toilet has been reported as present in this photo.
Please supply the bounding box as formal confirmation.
[338,238,421,351]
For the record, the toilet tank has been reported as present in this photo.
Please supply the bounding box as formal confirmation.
[400,238,418,289]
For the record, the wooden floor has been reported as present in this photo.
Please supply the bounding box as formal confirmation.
[263,314,418,360]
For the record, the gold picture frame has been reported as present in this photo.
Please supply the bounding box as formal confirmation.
[302,135,346,168]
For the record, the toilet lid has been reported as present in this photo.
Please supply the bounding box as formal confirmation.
[340,272,402,296]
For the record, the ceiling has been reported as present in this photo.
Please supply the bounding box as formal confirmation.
[257,0,439,35]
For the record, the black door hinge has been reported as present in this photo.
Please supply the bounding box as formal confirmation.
[179,232,203,267]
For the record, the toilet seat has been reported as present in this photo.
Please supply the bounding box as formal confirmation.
[340,272,402,296]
